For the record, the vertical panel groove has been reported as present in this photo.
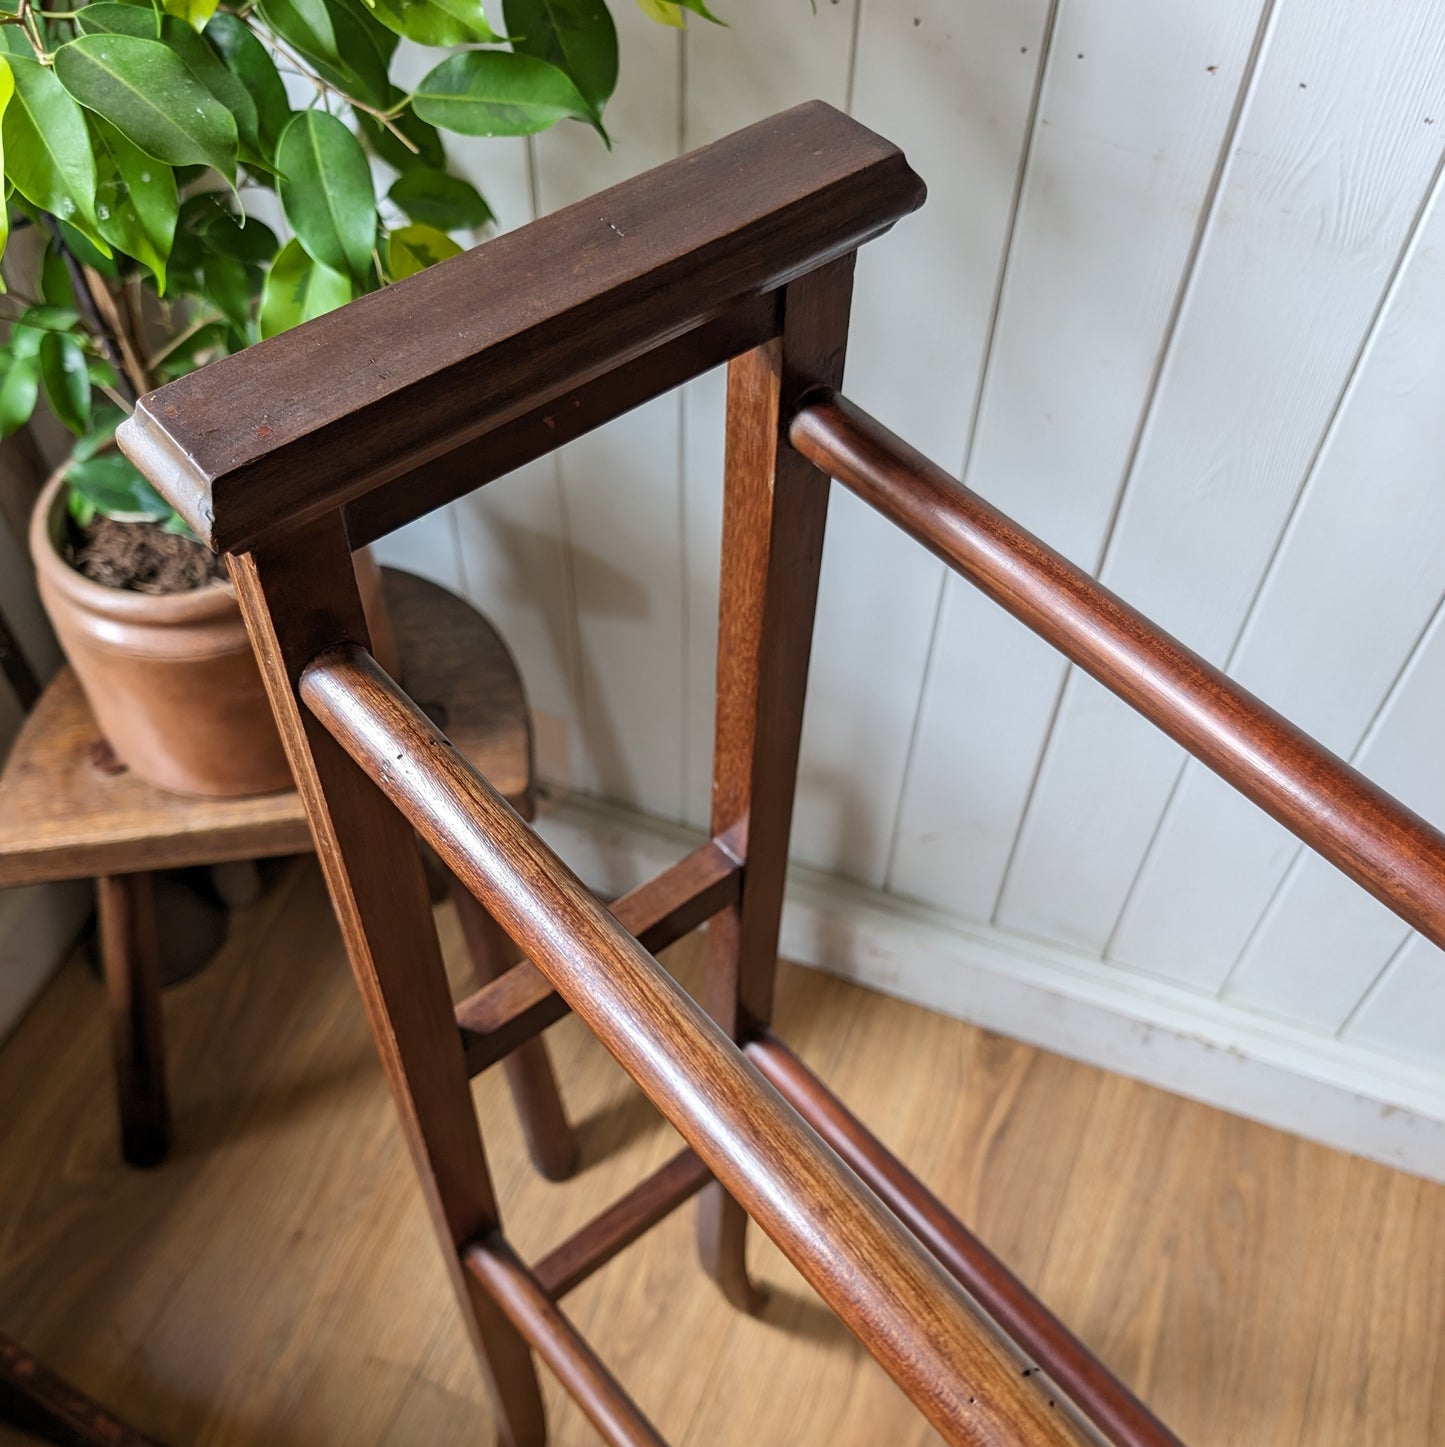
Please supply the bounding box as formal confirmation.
[990,0,1284,921]
[1103,143,1445,964]
[1333,932,1414,1039]
[879,0,1061,894]
[1215,586,1445,1001]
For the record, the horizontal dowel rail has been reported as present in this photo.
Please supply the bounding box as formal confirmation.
[533,1148,713,1301]
[791,392,1445,952]
[747,1034,1183,1447]
[302,643,1096,1447]
[117,102,924,554]
[455,841,741,1074]
[466,1235,668,1447]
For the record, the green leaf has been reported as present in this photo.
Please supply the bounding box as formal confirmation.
[163,0,219,31]
[91,114,178,290]
[75,8,260,161]
[503,0,616,124]
[155,317,230,379]
[200,205,279,266]
[357,107,444,172]
[73,405,127,461]
[10,306,80,358]
[386,222,460,281]
[633,0,683,26]
[74,5,165,41]
[312,0,394,108]
[387,167,491,232]
[65,449,173,522]
[57,220,119,275]
[53,35,239,185]
[0,348,39,437]
[203,12,291,155]
[363,0,498,47]
[39,330,92,434]
[257,0,339,67]
[40,244,76,309]
[676,0,722,20]
[258,236,352,339]
[201,249,254,335]
[413,50,593,138]
[276,110,375,282]
[0,57,12,279]
[1,54,105,248]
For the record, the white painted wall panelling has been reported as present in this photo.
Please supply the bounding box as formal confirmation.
[1223,594,1445,1028]
[886,0,1269,920]
[993,0,1445,954]
[678,0,861,830]
[360,1,1445,1087]
[530,6,687,818]
[1110,170,1445,990]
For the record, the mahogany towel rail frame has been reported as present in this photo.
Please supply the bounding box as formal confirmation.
[119,102,1445,1447]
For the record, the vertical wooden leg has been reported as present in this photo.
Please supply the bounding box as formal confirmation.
[230,517,546,1447]
[698,255,857,1311]
[449,875,578,1183]
[96,873,170,1168]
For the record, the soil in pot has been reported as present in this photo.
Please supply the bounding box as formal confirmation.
[66,514,225,594]
[33,470,399,799]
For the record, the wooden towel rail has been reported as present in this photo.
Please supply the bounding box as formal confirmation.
[118,100,1443,1447]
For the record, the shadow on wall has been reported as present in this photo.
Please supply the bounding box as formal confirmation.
[468,506,653,808]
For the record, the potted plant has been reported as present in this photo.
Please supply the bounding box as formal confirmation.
[0,0,715,795]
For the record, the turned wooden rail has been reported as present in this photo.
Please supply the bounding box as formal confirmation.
[119,99,1444,1447]
[790,393,1445,952]
[302,643,1091,1447]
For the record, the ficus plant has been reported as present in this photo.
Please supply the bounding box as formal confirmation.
[0,0,719,544]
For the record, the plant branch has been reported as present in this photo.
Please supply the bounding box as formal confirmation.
[42,219,145,405]
[257,29,418,147]
[146,309,223,369]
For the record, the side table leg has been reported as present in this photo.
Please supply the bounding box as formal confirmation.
[448,876,578,1183]
[96,874,170,1168]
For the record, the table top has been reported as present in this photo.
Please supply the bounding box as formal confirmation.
[0,569,533,887]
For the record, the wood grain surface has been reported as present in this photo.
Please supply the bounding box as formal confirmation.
[117,103,924,553]
[0,570,531,888]
[789,392,1445,954]
[301,643,1090,1446]
[2,863,1441,1445]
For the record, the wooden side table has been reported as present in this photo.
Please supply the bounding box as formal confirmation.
[0,568,576,1177]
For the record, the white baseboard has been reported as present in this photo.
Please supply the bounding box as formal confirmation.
[0,881,91,1044]
[531,786,1445,1185]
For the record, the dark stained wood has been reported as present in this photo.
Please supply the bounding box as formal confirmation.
[96,873,169,1169]
[705,258,854,1041]
[302,642,1095,1446]
[0,1333,168,1447]
[466,1236,669,1447]
[455,841,741,1074]
[229,520,546,1447]
[698,254,856,1315]
[448,877,577,1183]
[346,296,779,550]
[789,392,1445,954]
[118,104,925,553]
[532,1148,712,1301]
[747,1033,1187,1447]
[0,571,529,889]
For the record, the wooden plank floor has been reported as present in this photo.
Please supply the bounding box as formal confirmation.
[1,857,1442,1446]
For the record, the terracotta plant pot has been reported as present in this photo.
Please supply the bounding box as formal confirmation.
[31,468,397,798]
